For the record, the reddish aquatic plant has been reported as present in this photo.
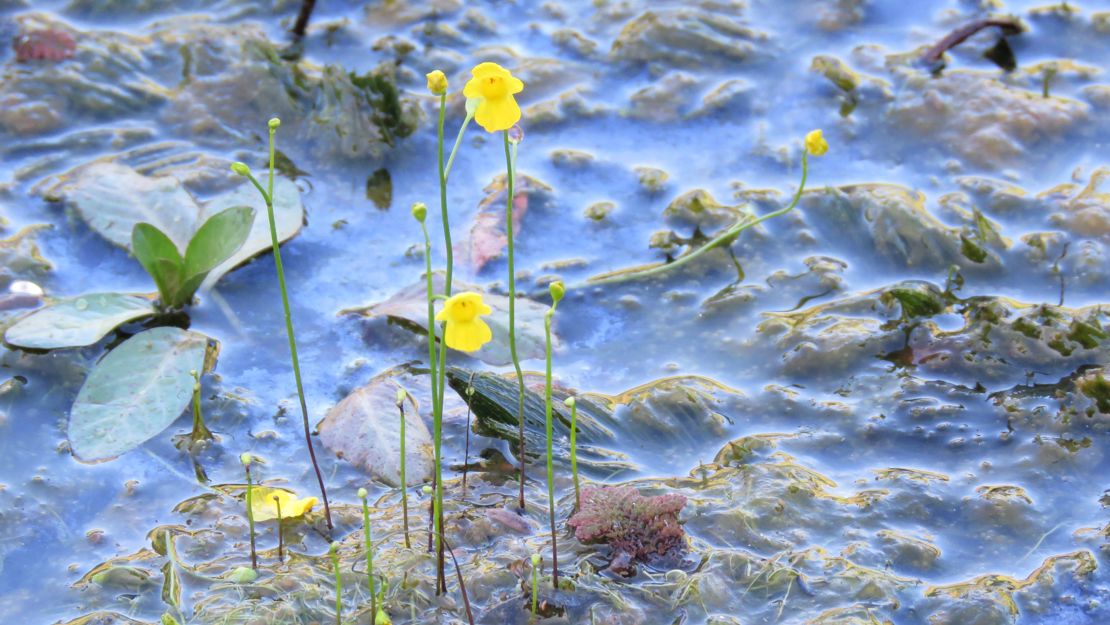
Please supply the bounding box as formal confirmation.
[14,29,76,62]
[567,485,687,572]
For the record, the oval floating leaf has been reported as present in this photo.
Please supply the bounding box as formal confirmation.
[318,373,434,487]
[69,327,211,463]
[60,162,203,250]
[4,293,157,350]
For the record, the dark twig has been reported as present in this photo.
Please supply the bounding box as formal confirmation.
[291,0,317,40]
[921,17,1023,71]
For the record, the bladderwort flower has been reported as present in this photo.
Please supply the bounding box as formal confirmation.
[426,69,448,95]
[463,62,524,133]
[249,487,317,522]
[805,129,829,156]
[436,292,493,352]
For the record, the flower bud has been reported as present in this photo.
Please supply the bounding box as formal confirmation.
[395,389,407,405]
[268,117,281,130]
[804,129,828,156]
[375,608,393,625]
[357,487,368,499]
[411,202,427,223]
[549,280,565,304]
[422,485,433,495]
[329,541,340,554]
[230,162,251,176]
[240,452,252,466]
[563,396,576,408]
[425,70,448,95]
[531,553,541,566]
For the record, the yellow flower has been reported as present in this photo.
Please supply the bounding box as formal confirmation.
[426,70,448,95]
[435,292,493,352]
[804,129,828,156]
[463,62,524,132]
[250,487,317,522]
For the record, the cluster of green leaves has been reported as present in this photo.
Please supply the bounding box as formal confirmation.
[133,206,254,310]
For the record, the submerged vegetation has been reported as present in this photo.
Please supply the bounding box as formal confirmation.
[2,2,1110,625]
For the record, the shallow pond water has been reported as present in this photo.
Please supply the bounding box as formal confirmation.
[3,0,1110,624]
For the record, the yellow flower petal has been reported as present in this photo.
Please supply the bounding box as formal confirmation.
[474,95,521,133]
[444,318,492,352]
[250,487,317,522]
[804,129,828,156]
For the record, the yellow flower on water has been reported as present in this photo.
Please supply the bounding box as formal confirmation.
[426,70,448,95]
[435,292,493,352]
[463,62,524,133]
[250,487,317,522]
[804,129,828,156]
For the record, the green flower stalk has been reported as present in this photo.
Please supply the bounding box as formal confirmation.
[358,487,377,621]
[530,553,541,617]
[231,118,333,531]
[543,281,563,588]
[330,542,342,625]
[564,396,580,510]
[240,453,257,570]
[503,129,528,511]
[189,369,213,444]
[395,389,411,549]
[272,494,284,563]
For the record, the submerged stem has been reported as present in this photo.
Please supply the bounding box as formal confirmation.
[243,462,257,570]
[330,543,342,625]
[586,151,810,287]
[504,130,527,510]
[359,491,377,620]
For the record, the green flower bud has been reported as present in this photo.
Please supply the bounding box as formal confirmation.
[422,485,432,495]
[549,280,565,304]
[230,162,251,176]
[239,452,252,466]
[357,487,368,499]
[268,117,281,130]
[563,396,576,408]
[329,541,340,554]
[531,553,541,566]
[411,202,427,223]
[395,389,407,405]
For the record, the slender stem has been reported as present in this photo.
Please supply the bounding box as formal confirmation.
[291,0,316,40]
[543,308,559,588]
[398,400,410,549]
[504,130,527,510]
[330,544,342,625]
[360,494,377,620]
[586,151,810,287]
[437,94,452,296]
[261,125,333,530]
[273,495,284,563]
[569,401,580,511]
[244,465,257,570]
[462,379,475,493]
[432,93,451,595]
[433,332,448,593]
[443,114,474,181]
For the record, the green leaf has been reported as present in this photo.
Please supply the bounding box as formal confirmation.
[68,327,211,463]
[132,224,185,308]
[198,178,305,290]
[4,293,157,350]
[180,206,255,299]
